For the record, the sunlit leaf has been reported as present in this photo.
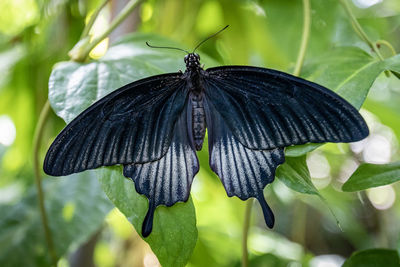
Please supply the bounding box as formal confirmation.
[342,249,400,267]
[342,162,400,192]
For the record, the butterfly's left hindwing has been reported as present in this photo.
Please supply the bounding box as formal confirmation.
[123,101,199,237]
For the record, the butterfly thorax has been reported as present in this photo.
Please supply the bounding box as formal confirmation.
[184,53,202,73]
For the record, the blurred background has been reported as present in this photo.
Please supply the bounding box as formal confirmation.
[0,0,400,266]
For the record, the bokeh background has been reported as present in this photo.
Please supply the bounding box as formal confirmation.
[0,0,400,266]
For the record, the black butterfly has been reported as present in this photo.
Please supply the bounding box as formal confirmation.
[44,29,369,237]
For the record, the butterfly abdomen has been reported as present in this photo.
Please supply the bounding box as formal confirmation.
[190,92,206,150]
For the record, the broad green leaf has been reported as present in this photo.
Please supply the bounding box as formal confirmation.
[342,249,400,267]
[99,167,197,267]
[48,33,209,267]
[0,172,112,266]
[342,162,400,192]
[276,155,319,195]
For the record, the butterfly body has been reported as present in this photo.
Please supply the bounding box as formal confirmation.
[184,53,207,150]
[44,50,369,237]
[190,92,206,151]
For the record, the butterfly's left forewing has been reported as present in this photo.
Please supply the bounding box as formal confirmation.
[44,73,187,176]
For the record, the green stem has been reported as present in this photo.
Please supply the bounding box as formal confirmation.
[291,201,307,244]
[91,0,142,47]
[339,0,384,61]
[33,100,57,265]
[376,39,397,56]
[71,0,142,62]
[242,199,254,267]
[80,0,110,39]
[293,0,311,77]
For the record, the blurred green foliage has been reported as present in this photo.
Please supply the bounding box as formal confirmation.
[1,0,400,266]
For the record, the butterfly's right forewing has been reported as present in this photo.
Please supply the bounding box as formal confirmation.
[44,73,188,176]
[204,66,369,150]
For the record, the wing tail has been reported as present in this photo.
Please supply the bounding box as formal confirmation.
[257,192,275,228]
[142,201,156,237]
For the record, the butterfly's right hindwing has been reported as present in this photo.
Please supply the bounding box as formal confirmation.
[44,73,187,176]
[204,97,285,228]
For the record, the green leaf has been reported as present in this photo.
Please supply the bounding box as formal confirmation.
[342,162,400,192]
[276,156,342,231]
[342,249,400,267]
[385,53,400,73]
[99,167,197,267]
[276,155,319,195]
[285,143,322,157]
[0,173,112,266]
[48,33,206,266]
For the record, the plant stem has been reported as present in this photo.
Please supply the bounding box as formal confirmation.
[376,39,397,56]
[339,0,385,61]
[33,100,57,265]
[79,0,142,61]
[293,0,311,77]
[339,0,400,78]
[242,199,254,267]
[291,200,307,244]
[80,0,111,39]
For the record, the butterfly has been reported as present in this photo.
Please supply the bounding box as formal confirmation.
[43,26,369,237]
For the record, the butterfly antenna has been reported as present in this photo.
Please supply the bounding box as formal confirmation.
[192,25,229,53]
[145,42,189,54]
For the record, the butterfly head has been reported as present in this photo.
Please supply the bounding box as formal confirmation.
[184,53,201,71]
